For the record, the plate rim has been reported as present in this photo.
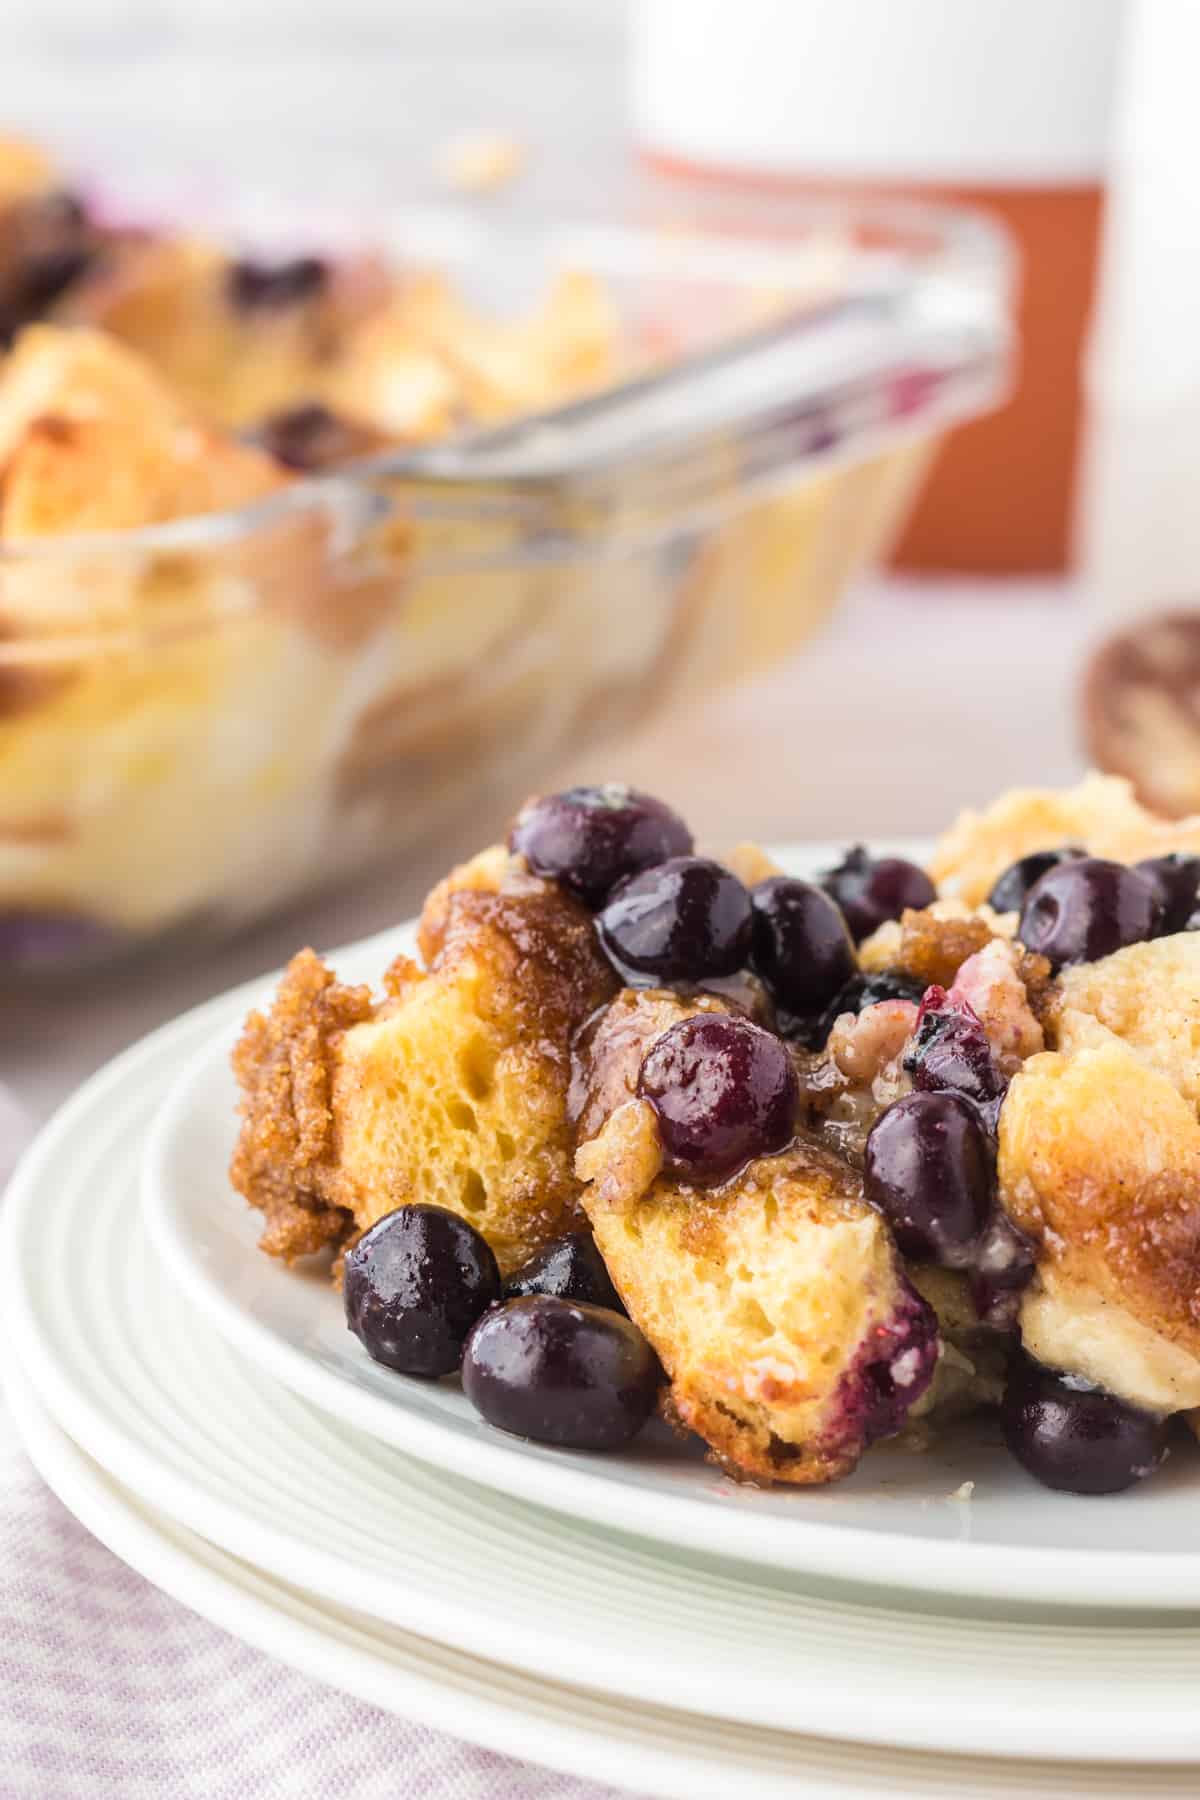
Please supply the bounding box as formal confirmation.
[22,1374,1198,1800]
[23,1015,1200,1771]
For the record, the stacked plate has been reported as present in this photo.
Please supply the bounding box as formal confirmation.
[7,851,1200,1799]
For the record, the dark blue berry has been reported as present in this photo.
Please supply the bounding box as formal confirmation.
[343,1204,500,1379]
[820,846,936,944]
[864,1091,993,1266]
[1134,853,1200,936]
[462,1297,661,1450]
[502,1232,625,1313]
[227,256,327,311]
[749,877,857,1019]
[638,1012,797,1183]
[1001,1354,1169,1495]
[967,1211,1037,1329]
[904,986,1007,1112]
[251,401,381,471]
[987,847,1083,915]
[598,856,751,981]
[509,785,692,909]
[801,970,927,1050]
[1018,857,1163,971]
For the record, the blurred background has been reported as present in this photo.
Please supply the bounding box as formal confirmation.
[3,0,1193,1119]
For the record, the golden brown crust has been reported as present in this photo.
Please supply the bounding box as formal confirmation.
[230,948,375,1260]
[1001,1036,1200,1362]
[582,1138,927,1486]
[416,843,512,965]
[930,773,1200,907]
[233,871,617,1276]
[873,907,996,989]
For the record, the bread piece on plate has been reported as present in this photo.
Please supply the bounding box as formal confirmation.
[1000,938,1200,1413]
[232,858,617,1273]
[580,1121,937,1486]
[573,987,939,1484]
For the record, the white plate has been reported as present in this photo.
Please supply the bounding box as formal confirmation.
[19,1383,1200,1800]
[138,849,1200,1611]
[8,990,1200,1764]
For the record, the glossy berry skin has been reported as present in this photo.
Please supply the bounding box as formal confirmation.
[1001,1355,1169,1495]
[598,856,751,982]
[987,847,1082,915]
[462,1297,661,1451]
[227,255,327,310]
[749,877,857,1019]
[864,1091,993,1267]
[967,1211,1038,1330]
[502,1232,625,1314]
[638,1013,798,1183]
[905,986,1007,1113]
[509,785,693,910]
[1018,857,1164,971]
[343,1204,500,1379]
[804,969,927,1049]
[1134,853,1200,935]
[819,845,936,944]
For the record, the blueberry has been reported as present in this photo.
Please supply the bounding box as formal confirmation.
[462,1296,661,1451]
[864,1091,993,1266]
[832,1278,941,1449]
[598,856,751,982]
[819,845,936,944]
[0,192,96,345]
[749,877,857,1019]
[227,256,328,311]
[343,1204,500,1379]
[1018,857,1163,971]
[509,784,692,909]
[967,1210,1037,1329]
[638,1012,797,1184]
[1001,1354,1169,1495]
[987,847,1084,915]
[502,1232,625,1313]
[802,970,927,1050]
[1134,853,1200,936]
[250,401,380,471]
[0,909,116,970]
[904,986,1007,1113]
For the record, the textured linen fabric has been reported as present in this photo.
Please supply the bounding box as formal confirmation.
[0,1388,630,1799]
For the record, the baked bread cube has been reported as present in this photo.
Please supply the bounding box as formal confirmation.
[572,987,939,1484]
[232,856,616,1272]
[580,1119,938,1486]
[999,934,1200,1413]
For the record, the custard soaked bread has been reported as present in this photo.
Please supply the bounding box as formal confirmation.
[576,1112,937,1487]
[232,854,616,1273]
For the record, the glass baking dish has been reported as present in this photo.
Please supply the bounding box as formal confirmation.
[0,199,1011,972]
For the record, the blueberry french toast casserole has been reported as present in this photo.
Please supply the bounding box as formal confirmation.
[231,773,1200,1495]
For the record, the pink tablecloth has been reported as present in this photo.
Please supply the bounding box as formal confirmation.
[0,1392,627,1799]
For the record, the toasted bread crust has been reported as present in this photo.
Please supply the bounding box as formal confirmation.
[230,948,375,1260]
[583,1136,936,1485]
[232,868,616,1274]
